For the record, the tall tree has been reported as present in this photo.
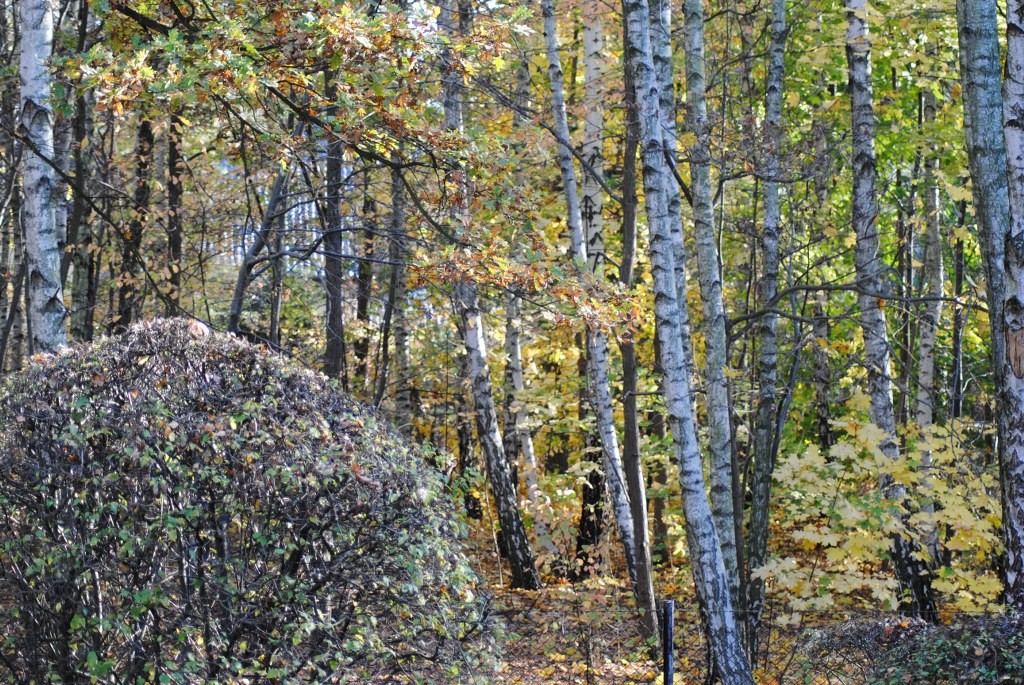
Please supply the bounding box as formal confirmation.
[445,0,540,589]
[540,0,641,587]
[622,0,753,679]
[746,0,788,651]
[845,0,936,618]
[1000,0,1024,611]
[19,0,67,352]
[619,21,659,640]
[683,0,740,604]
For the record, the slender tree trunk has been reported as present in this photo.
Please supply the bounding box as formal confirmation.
[268,184,285,348]
[541,0,639,587]
[323,73,348,382]
[914,82,944,562]
[20,0,67,352]
[459,282,540,589]
[115,118,153,331]
[650,0,698,396]
[61,0,90,291]
[619,28,659,642]
[846,0,936,618]
[746,0,787,653]
[581,0,605,273]
[952,202,967,421]
[354,191,375,388]
[166,111,184,315]
[622,0,753,680]
[812,295,833,452]
[999,0,1024,611]
[67,90,94,340]
[444,0,540,589]
[682,0,740,605]
[389,162,414,438]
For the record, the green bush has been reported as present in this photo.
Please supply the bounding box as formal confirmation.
[0,319,493,683]
[809,613,1024,685]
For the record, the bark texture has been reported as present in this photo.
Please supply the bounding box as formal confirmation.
[846,0,936,618]
[20,0,68,352]
[444,0,540,589]
[746,0,787,651]
[622,0,753,680]
[682,0,739,600]
[541,0,640,586]
[1001,0,1024,611]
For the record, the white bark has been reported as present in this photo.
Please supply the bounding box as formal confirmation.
[682,0,739,602]
[1001,0,1024,612]
[846,0,935,617]
[442,0,540,589]
[649,0,698,397]
[623,0,752,680]
[19,0,67,352]
[540,0,639,583]
[581,0,604,274]
[914,87,943,431]
[914,84,943,563]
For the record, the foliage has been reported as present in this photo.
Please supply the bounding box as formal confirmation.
[760,397,1003,612]
[811,614,1024,685]
[0,319,493,683]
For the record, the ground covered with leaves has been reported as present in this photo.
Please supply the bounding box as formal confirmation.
[0,319,494,683]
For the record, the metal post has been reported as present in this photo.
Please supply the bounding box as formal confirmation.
[662,599,675,684]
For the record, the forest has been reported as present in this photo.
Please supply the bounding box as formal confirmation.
[3,0,1024,682]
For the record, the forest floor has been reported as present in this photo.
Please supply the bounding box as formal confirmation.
[464,524,677,684]
[462,525,875,684]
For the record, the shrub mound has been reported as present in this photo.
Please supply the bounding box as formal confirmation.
[0,319,492,683]
[809,613,1024,684]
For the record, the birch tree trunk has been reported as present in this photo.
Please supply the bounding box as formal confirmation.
[650,0,698,395]
[444,0,540,589]
[682,0,739,604]
[623,0,753,680]
[914,83,943,562]
[502,31,554,555]
[20,0,67,352]
[619,27,659,641]
[956,3,1009,587]
[541,0,640,587]
[1000,0,1024,611]
[746,0,787,651]
[846,0,936,618]
[581,0,604,274]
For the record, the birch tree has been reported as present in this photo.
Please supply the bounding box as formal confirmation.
[845,0,936,618]
[682,0,740,603]
[540,0,641,588]
[747,0,788,649]
[20,0,67,352]
[622,0,753,679]
[444,0,540,589]
[1000,0,1024,611]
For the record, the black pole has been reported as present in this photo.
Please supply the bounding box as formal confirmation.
[662,599,675,684]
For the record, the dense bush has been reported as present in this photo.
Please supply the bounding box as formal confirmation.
[809,613,1024,684]
[0,319,493,683]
